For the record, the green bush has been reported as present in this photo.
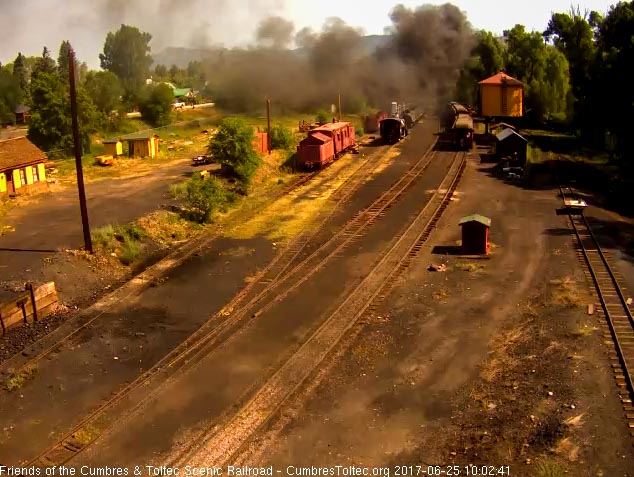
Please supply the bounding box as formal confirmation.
[177,175,233,223]
[119,240,142,265]
[91,225,116,249]
[316,110,330,124]
[268,125,295,150]
[208,117,262,187]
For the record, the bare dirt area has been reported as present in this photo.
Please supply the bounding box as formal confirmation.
[238,157,634,476]
[0,121,438,465]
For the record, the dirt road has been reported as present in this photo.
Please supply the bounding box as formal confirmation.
[0,158,202,301]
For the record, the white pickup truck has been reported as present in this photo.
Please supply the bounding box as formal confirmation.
[172,101,186,109]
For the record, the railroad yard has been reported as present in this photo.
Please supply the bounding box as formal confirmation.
[3,2,634,475]
[0,117,633,476]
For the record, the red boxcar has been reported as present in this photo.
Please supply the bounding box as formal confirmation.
[364,111,388,133]
[296,121,356,169]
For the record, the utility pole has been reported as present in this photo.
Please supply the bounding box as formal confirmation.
[68,48,93,253]
[338,93,342,122]
[266,98,271,155]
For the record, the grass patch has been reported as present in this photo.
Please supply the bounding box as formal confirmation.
[535,458,566,477]
[91,223,146,265]
[3,366,37,392]
[136,211,202,247]
[548,276,586,307]
[66,424,100,448]
[460,262,486,272]
[480,324,529,382]
[568,323,597,338]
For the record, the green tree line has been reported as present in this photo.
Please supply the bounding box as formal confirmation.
[456,1,634,162]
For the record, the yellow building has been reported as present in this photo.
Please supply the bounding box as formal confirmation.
[479,72,523,118]
[0,137,48,195]
[121,132,160,158]
[103,137,124,157]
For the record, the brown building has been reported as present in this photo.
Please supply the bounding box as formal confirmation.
[0,137,48,195]
[459,214,491,255]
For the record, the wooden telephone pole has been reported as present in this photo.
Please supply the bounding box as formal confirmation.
[266,98,271,155]
[68,48,93,253]
[338,93,342,122]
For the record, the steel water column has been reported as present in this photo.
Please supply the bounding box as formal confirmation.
[68,48,93,253]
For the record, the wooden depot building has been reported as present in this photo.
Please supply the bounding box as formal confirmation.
[0,137,48,195]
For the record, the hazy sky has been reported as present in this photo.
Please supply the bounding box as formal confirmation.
[0,0,618,69]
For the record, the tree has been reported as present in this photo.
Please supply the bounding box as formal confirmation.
[84,70,124,114]
[27,72,99,155]
[544,9,601,135]
[99,24,153,96]
[31,47,57,81]
[58,40,73,83]
[594,1,634,159]
[154,64,168,79]
[0,69,23,123]
[12,53,29,93]
[455,30,506,105]
[138,83,173,127]
[208,117,262,188]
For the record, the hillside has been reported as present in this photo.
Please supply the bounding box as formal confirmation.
[152,35,391,68]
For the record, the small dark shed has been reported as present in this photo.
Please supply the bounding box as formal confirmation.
[14,104,31,125]
[495,128,527,165]
[459,214,491,255]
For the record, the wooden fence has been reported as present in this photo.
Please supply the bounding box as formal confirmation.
[0,282,58,334]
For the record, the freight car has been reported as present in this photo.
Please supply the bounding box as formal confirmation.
[439,102,474,150]
[296,121,357,170]
[379,117,408,144]
[364,111,388,134]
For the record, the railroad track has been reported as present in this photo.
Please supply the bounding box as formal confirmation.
[560,183,634,445]
[24,139,438,467]
[2,142,388,378]
[170,150,467,468]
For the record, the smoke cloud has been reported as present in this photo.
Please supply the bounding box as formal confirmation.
[256,16,295,49]
[0,1,475,114]
[207,4,474,114]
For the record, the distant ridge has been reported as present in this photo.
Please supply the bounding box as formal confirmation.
[152,35,391,68]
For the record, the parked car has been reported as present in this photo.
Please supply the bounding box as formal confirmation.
[193,154,212,165]
[173,101,186,109]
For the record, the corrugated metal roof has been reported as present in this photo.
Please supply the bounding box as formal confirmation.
[459,214,491,227]
[0,137,47,172]
[496,128,527,142]
[479,72,523,86]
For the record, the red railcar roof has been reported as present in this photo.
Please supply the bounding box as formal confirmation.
[312,121,351,132]
[302,132,330,144]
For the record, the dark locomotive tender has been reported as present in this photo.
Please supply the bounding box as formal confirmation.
[379,117,408,145]
[440,101,474,151]
[296,121,357,170]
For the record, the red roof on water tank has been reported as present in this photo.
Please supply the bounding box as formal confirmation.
[479,72,523,86]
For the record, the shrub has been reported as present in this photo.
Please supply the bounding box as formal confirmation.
[91,224,116,249]
[268,125,294,150]
[316,110,331,124]
[178,175,233,223]
[208,117,262,187]
[119,240,142,265]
